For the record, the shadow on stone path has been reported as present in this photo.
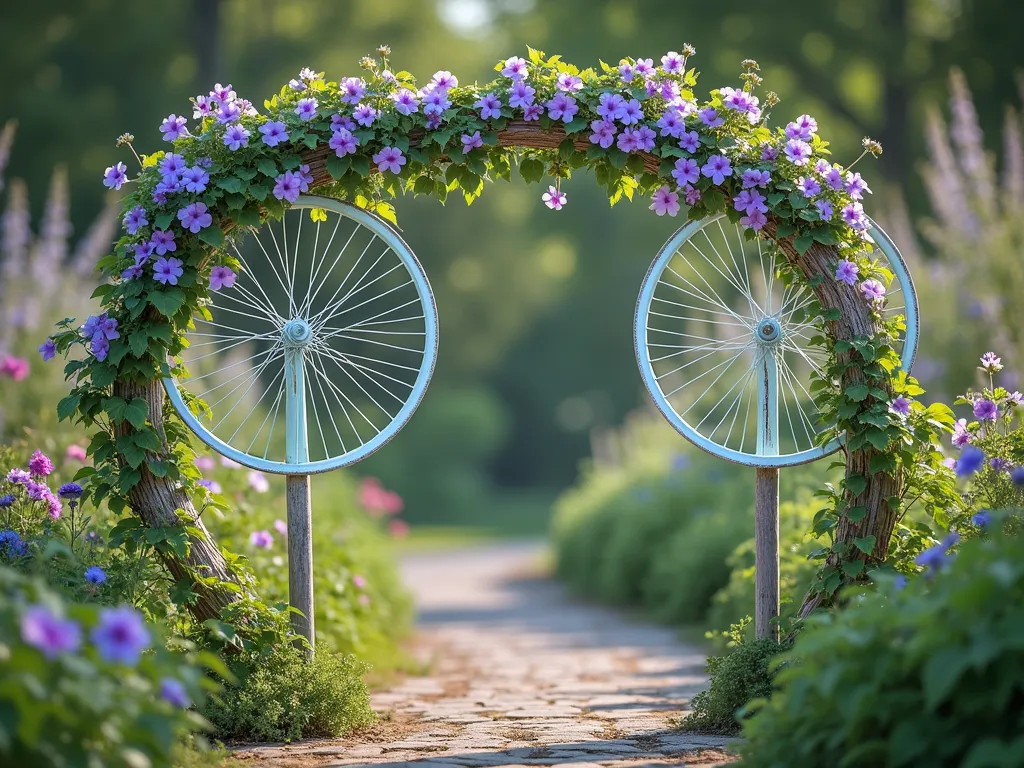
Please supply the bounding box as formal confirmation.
[235,542,735,767]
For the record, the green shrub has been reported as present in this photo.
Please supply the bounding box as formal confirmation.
[739,523,1024,768]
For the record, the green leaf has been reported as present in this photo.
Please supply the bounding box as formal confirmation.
[845,384,870,401]
[133,428,161,451]
[564,117,588,135]
[215,177,244,194]
[128,330,149,358]
[775,221,796,238]
[124,398,149,430]
[198,226,224,248]
[923,648,970,709]
[853,535,877,555]
[155,213,175,231]
[325,155,351,180]
[844,474,868,495]
[351,154,371,177]
[234,206,261,228]
[256,158,278,178]
[846,505,867,522]
[57,393,81,422]
[842,559,864,577]
[519,157,545,184]
[794,233,814,255]
[148,288,186,318]
[121,441,146,469]
[102,396,128,423]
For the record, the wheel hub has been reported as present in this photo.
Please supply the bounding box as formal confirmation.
[282,318,314,348]
[755,317,783,345]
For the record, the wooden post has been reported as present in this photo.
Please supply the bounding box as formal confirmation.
[754,467,780,641]
[286,473,314,655]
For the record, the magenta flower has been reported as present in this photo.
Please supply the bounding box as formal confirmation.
[159,114,189,142]
[542,185,567,211]
[153,257,184,286]
[209,266,237,291]
[475,93,503,120]
[181,166,209,194]
[845,172,871,200]
[815,199,834,220]
[329,128,358,157]
[701,155,733,185]
[0,356,30,381]
[589,119,617,149]
[556,73,583,92]
[250,530,274,548]
[21,606,81,659]
[619,99,643,125]
[247,470,269,493]
[785,114,818,140]
[123,206,148,235]
[103,162,128,190]
[353,103,377,127]
[339,77,366,105]
[461,131,484,154]
[698,108,724,128]
[523,104,543,121]
[784,139,812,166]
[295,97,318,121]
[391,88,419,115]
[546,93,578,123]
[634,57,655,77]
[273,171,302,203]
[679,130,700,153]
[92,606,151,665]
[224,124,250,150]
[597,92,626,121]
[25,481,48,501]
[274,519,288,536]
[501,56,529,80]
[259,121,289,147]
[210,83,236,107]
[177,202,213,233]
[39,338,56,362]
[672,157,700,186]
[29,450,54,477]
[193,95,214,119]
[430,71,458,90]
[508,81,536,110]
[353,574,367,589]
[974,398,998,421]
[150,229,176,255]
[740,210,768,231]
[649,186,680,217]
[373,146,406,175]
[835,259,859,286]
[860,278,886,303]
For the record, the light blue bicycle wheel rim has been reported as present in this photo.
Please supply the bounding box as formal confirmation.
[634,213,917,468]
[164,195,438,475]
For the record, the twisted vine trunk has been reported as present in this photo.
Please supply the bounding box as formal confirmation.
[117,121,900,626]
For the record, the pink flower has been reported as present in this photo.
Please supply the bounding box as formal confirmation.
[247,470,269,493]
[0,356,30,381]
[352,574,367,589]
[388,519,409,538]
[29,450,54,477]
[860,279,886,303]
[359,477,403,516]
[274,519,288,536]
[373,146,406,175]
[542,185,567,211]
[65,445,87,463]
[358,593,371,606]
[649,186,680,217]
[249,530,273,548]
[194,456,216,471]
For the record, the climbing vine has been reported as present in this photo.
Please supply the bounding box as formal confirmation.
[42,45,956,620]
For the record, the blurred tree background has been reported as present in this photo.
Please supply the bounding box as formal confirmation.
[2,0,1022,530]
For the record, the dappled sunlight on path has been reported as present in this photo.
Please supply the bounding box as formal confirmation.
[235,542,735,767]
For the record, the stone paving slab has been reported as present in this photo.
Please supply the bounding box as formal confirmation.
[233,543,736,767]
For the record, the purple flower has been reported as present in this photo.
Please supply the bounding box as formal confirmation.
[660,80,682,103]
[672,158,700,186]
[915,543,951,572]
[733,189,768,216]
[83,313,120,342]
[741,169,771,189]
[391,88,420,116]
[741,210,768,231]
[597,92,626,121]
[814,159,832,174]
[823,166,844,191]
[618,98,643,125]
[29,450,54,477]
[618,61,635,83]
[223,124,250,151]
[153,257,184,286]
[522,104,543,121]
[634,125,656,152]
[353,103,377,127]
[160,678,191,708]
[683,185,701,205]
[650,186,680,217]
[209,266,236,291]
[430,71,458,90]
[616,128,642,153]
[845,172,871,200]
[210,83,235,107]
[556,73,583,92]
[1011,466,1024,486]
[84,566,106,585]
[39,338,56,361]
[761,145,779,162]
[273,172,302,203]
[21,606,82,659]
[331,114,356,132]
[91,606,151,665]
[546,93,578,123]
[150,229,176,255]
[542,185,567,211]
[177,202,213,233]
[425,113,443,130]
[701,155,733,185]
[197,478,222,494]
[474,93,502,120]
[657,109,686,138]
[661,51,685,74]
[842,202,868,231]
[123,206,148,235]
[25,481,48,501]
[798,176,821,197]
[133,238,153,261]
[785,114,818,140]
[45,494,62,519]
[103,163,128,190]
[193,95,214,119]
[990,457,1011,472]
[215,101,241,125]
[956,445,986,477]
[58,482,84,499]
[894,575,908,590]
[890,396,912,416]
[250,530,274,548]
[91,337,109,361]
[679,130,700,153]
[329,128,358,157]
[979,352,1003,373]
[259,121,289,147]
[815,199,834,220]
[6,469,30,485]
[972,510,991,527]
[274,519,288,536]
[501,56,529,80]
[952,418,973,448]
[634,57,655,77]
[835,260,859,287]
[698,107,724,128]
[0,529,26,558]
[159,114,189,142]
[247,470,269,492]
[461,131,483,154]
[860,279,886,302]
[422,89,452,116]
[973,398,998,421]
[339,77,366,105]
[784,139,812,166]
[295,97,318,121]
[589,119,617,149]
[373,146,406,175]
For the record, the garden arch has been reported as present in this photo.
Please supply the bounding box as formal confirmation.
[54,48,931,648]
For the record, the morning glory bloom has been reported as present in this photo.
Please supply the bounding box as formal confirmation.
[210,82,235,107]
[589,119,617,149]
[501,56,529,80]
[860,279,886,303]
[153,257,184,286]
[193,95,214,119]
[835,259,859,286]
[634,126,656,152]
[845,171,871,199]
[546,93,578,122]
[784,139,813,166]
[84,566,106,585]
[250,530,274,548]
[123,206,148,235]
[353,103,377,127]
[39,338,56,361]
[161,678,191,708]
[798,176,822,197]
[915,543,950,572]
[741,169,771,188]
[158,153,186,180]
[616,129,642,153]
[650,186,680,217]
[701,155,733,185]
[956,445,985,477]
[823,166,844,190]
[391,88,420,116]
[660,80,681,103]
[150,229,176,255]
[21,605,82,659]
[159,114,189,142]
[519,104,540,121]
[761,145,779,162]
[373,146,406,175]
[508,81,536,109]
[1011,466,1024,486]
[556,73,583,92]
[329,128,358,157]
[91,606,151,665]
[177,202,213,233]
[121,264,142,280]
[215,101,241,125]
[339,77,366,104]
[815,199,834,220]
[422,89,452,116]
[272,172,301,203]
[461,131,483,154]
[475,93,502,120]
[698,107,724,128]
[209,266,237,291]
[740,210,768,231]
[331,114,356,132]
[634,58,655,77]
[259,121,289,147]
[842,202,868,231]
[890,396,912,416]
[542,185,567,211]
[597,92,626,121]
[661,51,685,73]
[733,189,768,216]
[972,510,991,527]
[973,398,998,421]
[619,99,643,125]
[134,241,155,263]
[223,123,250,150]
[181,166,209,194]
[430,71,458,90]
[295,97,318,121]
[657,109,686,138]
[618,61,635,83]
[102,163,128,190]
[679,130,700,153]
[785,114,818,140]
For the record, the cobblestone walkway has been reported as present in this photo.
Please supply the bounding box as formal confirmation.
[235,542,734,767]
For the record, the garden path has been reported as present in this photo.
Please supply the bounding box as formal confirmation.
[235,542,735,767]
